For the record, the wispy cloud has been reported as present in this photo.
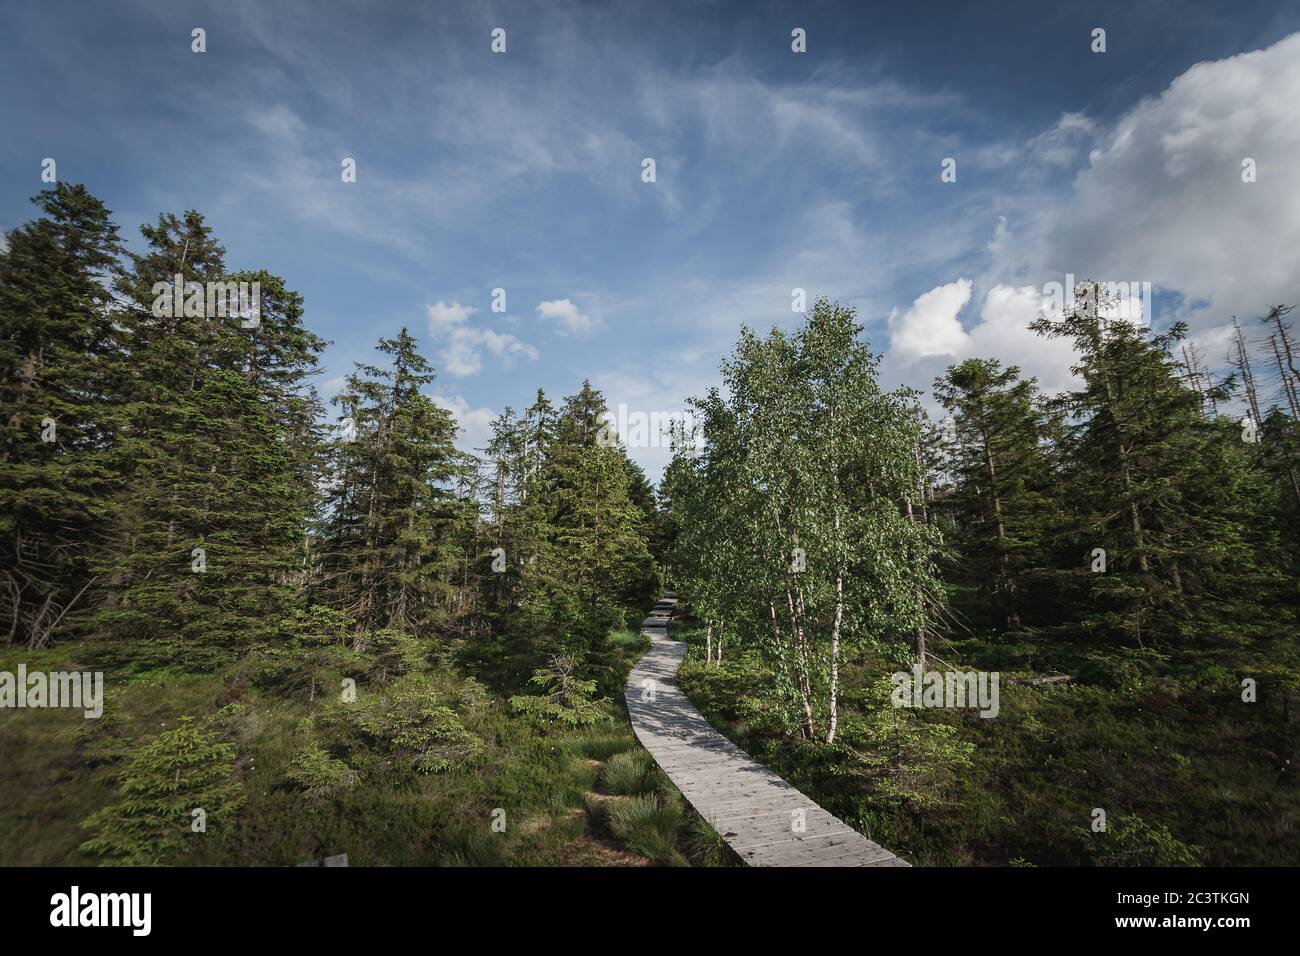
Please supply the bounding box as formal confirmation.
[427,301,539,378]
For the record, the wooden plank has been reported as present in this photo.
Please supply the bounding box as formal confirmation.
[625,600,910,868]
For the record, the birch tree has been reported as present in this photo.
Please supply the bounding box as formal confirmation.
[669,299,942,743]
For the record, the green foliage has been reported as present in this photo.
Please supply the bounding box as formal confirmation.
[85,208,326,667]
[510,654,605,727]
[0,184,671,868]
[355,627,425,684]
[1027,282,1290,645]
[285,742,357,797]
[834,677,975,814]
[481,382,658,665]
[8,177,1298,871]
[79,716,244,866]
[317,329,473,635]
[1078,812,1202,866]
[0,185,123,649]
[314,675,485,776]
[601,748,659,796]
[664,299,943,742]
[934,358,1058,629]
[250,605,361,700]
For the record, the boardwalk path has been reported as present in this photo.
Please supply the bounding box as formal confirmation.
[625,595,909,867]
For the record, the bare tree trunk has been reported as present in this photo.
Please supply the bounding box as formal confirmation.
[903,493,927,665]
[1263,305,1299,384]
[977,416,1019,629]
[785,584,815,739]
[1232,318,1263,426]
[826,561,843,745]
[1269,334,1300,419]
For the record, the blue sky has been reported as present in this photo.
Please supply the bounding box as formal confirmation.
[4,0,1299,478]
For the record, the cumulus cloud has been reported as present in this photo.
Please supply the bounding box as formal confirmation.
[426,300,538,378]
[887,280,1080,396]
[430,393,496,454]
[888,279,973,362]
[1037,31,1300,329]
[536,298,601,337]
[966,284,1080,394]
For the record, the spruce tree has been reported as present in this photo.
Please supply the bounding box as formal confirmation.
[0,184,123,647]
[1031,282,1279,646]
[94,211,319,664]
[934,358,1055,630]
[508,381,656,661]
[318,329,467,636]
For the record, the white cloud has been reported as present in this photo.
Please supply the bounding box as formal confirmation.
[1027,112,1098,167]
[966,284,1079,394]
[431,393,495,454]
[426,300,538,378]
[428,300,476,332]
[1038,31,1300,330]
[536,298,601,337]
[888,279,973,362]
[1185,321,1238,370]
[886,280,1080,397]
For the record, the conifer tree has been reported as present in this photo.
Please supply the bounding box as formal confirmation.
[80,716,244,866]
[1031,282,1278,645]
[508,381,656,660]
[0,185,122,647]
[934,358,1055,629]
[318,329,467,636]
[95,211,320,663]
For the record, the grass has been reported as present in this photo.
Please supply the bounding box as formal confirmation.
[0,606,751,868]
[562,726,637,762]
[601,748,659,795]
[673,616,1300,867]
[607,629,650,652]
[603,793,687,865]
[686,812,741,867]
[0,617,684,867]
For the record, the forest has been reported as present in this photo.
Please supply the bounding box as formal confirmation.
[2,183,1297,866]
[663,294,1300,865]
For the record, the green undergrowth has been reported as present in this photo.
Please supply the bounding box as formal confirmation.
[673,619,1300,866]
[0,623,729,866]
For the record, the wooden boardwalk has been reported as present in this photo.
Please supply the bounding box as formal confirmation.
[625,595,909,867]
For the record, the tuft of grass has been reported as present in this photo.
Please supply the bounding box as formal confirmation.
[437,830,510,867]
[686,813,741,867]
[605,793,686,865]
[607,629,649,656]
[562,726,636,762]
[601,748,659,796]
